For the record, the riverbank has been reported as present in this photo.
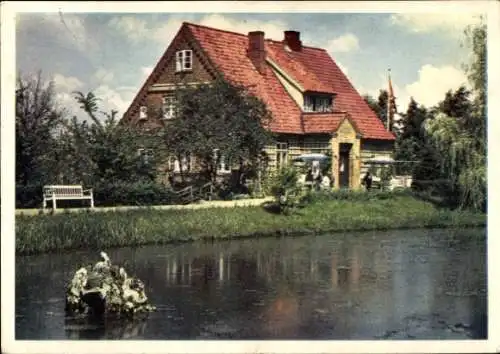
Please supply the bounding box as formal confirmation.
[16,194,486,255]
[15,197,274,216]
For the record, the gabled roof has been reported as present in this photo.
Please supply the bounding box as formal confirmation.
[186,22,394,140]
[125,22,395,141]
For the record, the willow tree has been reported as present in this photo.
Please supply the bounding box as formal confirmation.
[424,18,486,211]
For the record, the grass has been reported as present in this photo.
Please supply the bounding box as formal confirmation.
[15,193,486,255]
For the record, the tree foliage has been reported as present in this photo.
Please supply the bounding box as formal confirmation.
[363,90,389,127]
[16,71,66,185]
[424,18,486,211]
[65,91,165,185]
[161,77,274,183]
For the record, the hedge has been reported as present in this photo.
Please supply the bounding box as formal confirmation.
[16,181,179,209]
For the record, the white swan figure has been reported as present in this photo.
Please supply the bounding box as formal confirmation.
[121,277,147,304]
[119,267,128,281]
[94,251,111,272]
[68,267,88,297]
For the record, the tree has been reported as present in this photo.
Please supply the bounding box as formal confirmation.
[66,91,165,185]
[392,97,446,182]
[424,18,486,211]
[162,77,274,184]
[16,71,66,185]
[363,90,388,126]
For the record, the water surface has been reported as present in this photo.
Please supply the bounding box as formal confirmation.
[15,228,487,340]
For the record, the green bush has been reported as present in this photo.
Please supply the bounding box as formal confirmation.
[301,188,414,204]
[16,182,178,208]
[93,181,177,207]
[269,166,307,214]
[16,184,44,208]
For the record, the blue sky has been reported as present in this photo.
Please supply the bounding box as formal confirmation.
[15,5,485,121]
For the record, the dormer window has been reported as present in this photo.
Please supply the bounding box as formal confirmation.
[176,50,193,72]
[162,95,176,120]
[304,95,333,113]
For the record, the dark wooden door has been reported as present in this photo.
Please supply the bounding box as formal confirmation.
[339,144,351,188]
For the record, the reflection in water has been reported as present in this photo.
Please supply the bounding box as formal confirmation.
[64,315,148,340]
[16,228,487,340]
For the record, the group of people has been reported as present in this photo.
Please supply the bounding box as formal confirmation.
[299,166,332,191]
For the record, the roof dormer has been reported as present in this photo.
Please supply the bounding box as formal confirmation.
[303,93,334,113]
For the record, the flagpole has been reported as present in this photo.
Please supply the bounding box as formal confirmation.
[387,68,394,132]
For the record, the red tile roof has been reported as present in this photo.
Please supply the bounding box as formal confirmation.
[302,112,347,134]
[151,22,395,140]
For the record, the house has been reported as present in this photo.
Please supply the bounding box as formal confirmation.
[121,22,396,189]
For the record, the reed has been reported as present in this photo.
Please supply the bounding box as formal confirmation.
[16,195,486,255]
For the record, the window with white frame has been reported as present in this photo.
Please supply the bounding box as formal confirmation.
[276,142,288,169]
[213,149,231,173]
[176,50,193,72]
[168,156,180,173]
[168,154,192,173]
[303,95,333,113]
[162,95,176,120]
[138,148,154,164]
[181,154,192,172]
[139,106,148,120]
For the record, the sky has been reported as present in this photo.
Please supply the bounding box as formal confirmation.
[15,5,485,122]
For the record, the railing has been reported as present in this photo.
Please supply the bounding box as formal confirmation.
[173,181,215,204]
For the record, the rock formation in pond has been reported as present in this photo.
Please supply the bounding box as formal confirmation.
[65,251,156,317]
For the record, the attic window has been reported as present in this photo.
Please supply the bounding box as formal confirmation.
[176,50,193,72]
[139,106,148,120]
[304,95,333,113]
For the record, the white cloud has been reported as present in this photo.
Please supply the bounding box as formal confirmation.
[51,73,85,119]
[108,16,149,42]
[92,68,114,84]
[94,85,135,115]
[151,14,288,46]
[359,64,468,114]
[197,14,287,41]
[40,13,97,54]
[53,73,84,92]
[405,64,468,108]
[325,33,360,53]
[141,66,154,78]
[336,61,349,76]
[152,18,185,45]
[390,13,482,36]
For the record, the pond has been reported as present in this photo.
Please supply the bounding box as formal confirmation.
[15,228,487,340]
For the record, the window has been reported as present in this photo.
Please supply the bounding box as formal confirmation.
[139,106,148,120]
[162,95,176,120]
[213,149,231,173]
[138,148,154,164]
[168,156,180,172]
[276,142,288,169]
[168,154,192,173]
[303,95,333,113]
[176,50,193,72]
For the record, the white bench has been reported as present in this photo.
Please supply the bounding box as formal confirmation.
[43,185,94,210]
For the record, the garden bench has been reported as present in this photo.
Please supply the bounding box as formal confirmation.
[43,185,94,210]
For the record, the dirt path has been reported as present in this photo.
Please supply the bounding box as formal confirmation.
[16,197,274,216]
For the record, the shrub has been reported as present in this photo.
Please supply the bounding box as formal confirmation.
[16,184,44,208]
[15,181,178,209]
[93,181,177,207]
[269,166,307,214]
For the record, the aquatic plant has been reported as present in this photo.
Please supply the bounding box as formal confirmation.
[65,251,156,317]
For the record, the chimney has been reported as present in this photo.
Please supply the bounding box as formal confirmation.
[247,31,266,74]
[284,30,302,51]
